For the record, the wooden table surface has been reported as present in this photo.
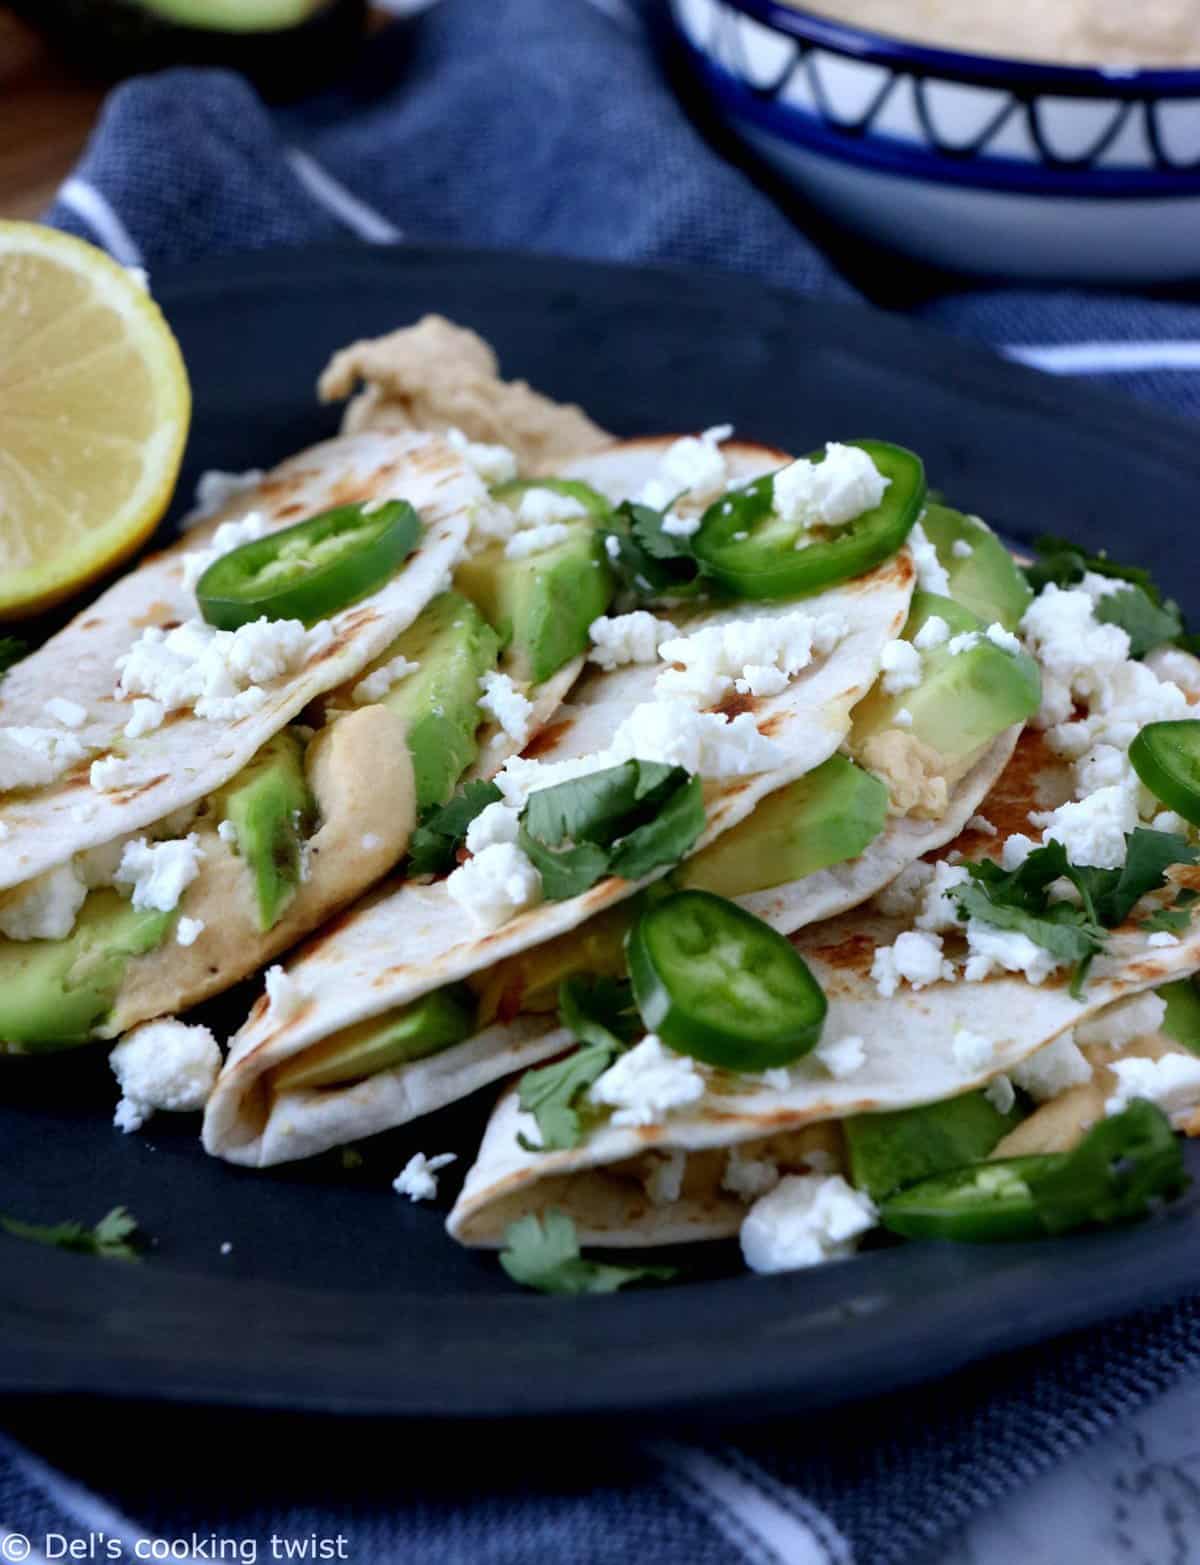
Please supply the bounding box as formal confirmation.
[0,5,391,222]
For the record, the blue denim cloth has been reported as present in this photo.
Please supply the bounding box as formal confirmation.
[18,1,1200,1560]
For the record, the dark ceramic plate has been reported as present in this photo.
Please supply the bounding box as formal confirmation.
[3,245,1200,1422]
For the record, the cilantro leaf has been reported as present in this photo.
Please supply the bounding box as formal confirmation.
[519,761,705,902]
[1022,537,1185,657]
[0,637,26,683]
[629,499,692,562]
[601,500,704,604]
[1142,907,1191,936]
[559,975,640,1049]
[1095,587,1184,660]
[499,1210,677,1294]
[953,878,1102,971]
[1023,534,1160,599]
[2,1205,141,1261]
[1070,828,1197,929]
[1026,1101,1187,1234]
[516,977,639,1151]
[407,781,502,877]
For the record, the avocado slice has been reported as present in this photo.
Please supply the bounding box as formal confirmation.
[852,591,1041,763]
[217,729,315,933]
[270,984,475,1093]
[1160,977,1200,1054]
[921,504,1033,631]
[371,592,501,813]
[0,891,172,1055]
[845,1088,1026,1203]
[455,522,614,685]
[680,755,888,899]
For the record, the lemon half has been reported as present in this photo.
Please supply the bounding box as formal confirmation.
[0,222,191,619]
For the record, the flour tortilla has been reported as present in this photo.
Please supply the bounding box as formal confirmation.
[0,431,479,891]
[448,723,1200,1246]
[203,440,916,1166]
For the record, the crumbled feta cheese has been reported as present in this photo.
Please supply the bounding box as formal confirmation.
[951,539,974,559]
[1151,810,1190,837]
[967,814,997,836]
[352,653,420,705]
[1076,992,1167,1050]
[181,511,271,591]
[114,834,203,914]
[914,861,968,932]
[1105,1053,1200,1121]
[0,726,86,792]
[181,469,264,529]
[660,510,702,540]
[588,1034,705,1127]
[721,1146,781,1202]
[589,611,678,672]
[464,800,521,855]
[908,521,950,596]
[446,842,542,931]
[642,1149,688,1206]
[913,616,950,653]
[963,920,1063,985]
[604,534,621,563]
[392,1151,457,1202]
[89,754,140,793]
[874,859,935,919]
[773,443,889,532]
[217,819,238,846]
[478,670,533,745]
[44,697,88,730]
[515,488,587,528]
[117,616,317,722]
[986,623,1022,655]
[1037,784,1138,870]
[761,1067,792,1092]
[814,1034,866,1078]
[1000,833,1035,871]
[504,522,570,560]
[953,1028,994,1072]
[653,425,733,510]
[946,631,981,657]
[895,707,914,728]
[445,427,518,487]
[740,1173,877,1274]
[1148,931,1180,947]
[175,916,205,947]
[123,699,165,740]
[879,639,922,695]
[871,930,954,997]
[656,611,844,709]
[0,861,87,941]
[109,1019,221,1132]
[734,665,790,698]
[265,964,307,1023]
[610,699,785,777]
[1020,584,1133,731]
[1147,646,1200,694]
[984,1074,1016,1113]
[1011,1034,1093,1100]
[1074,743,1134,798]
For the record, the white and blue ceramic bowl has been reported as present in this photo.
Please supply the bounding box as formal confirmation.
[667,0,1200,281]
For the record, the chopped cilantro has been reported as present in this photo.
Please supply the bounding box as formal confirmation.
[516,977,638,1151]
[1095,588,1184,660]
[601,500,705,604]
[499,1209,676,1295]
[1026,1101,1187,1234]
[407,780,502,877]
[1141,907,1192,936]
[2,1206,141,1261]
[1022,536,1187,658]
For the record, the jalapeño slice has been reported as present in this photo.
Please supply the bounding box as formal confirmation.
[879,1157,1053,1243]
[1130,720,1200,828]
[196,499,422,630]
[691,439,925,600]
[626,890,827,1071]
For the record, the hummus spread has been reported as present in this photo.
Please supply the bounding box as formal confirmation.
[793,0,1200,65]
[855,729,950,820]
[319,315,611,475]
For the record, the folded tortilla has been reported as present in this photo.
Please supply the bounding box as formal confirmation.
[203,440,916,1166]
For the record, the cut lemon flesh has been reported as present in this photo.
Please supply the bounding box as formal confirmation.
[0,222,191,619]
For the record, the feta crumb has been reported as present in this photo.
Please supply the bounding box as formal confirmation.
[220,1241,233,1255]
[1000,833,1035,871]
[0,726,86,792]
[740,1173,877,1274]
[604,535,621,563]
[116,616,317,723]
[871,930,954,997]
[656,610,844,709]
[217,819,238,846]
[181,469,264,529]
[1011,1033,1093,1100]
[953,1028,995,1072]
[114,835,203,913]
[722,1147,781,1202]
[985,623,1022,655]
[879,639,922,695]
[89,754,141,793]
[642,1149,688,1206]
[652,424,733,511]
[478,670,533,745]
[984,1074,1016,1114]
[908,522,951,596]
[265,964,307,1024]
[1038,784,1138,870]
[515,488,587,528]
[175,916,205,947]
[947,631,981,657]
[464,800,521,855]
[445,427,517,487]
[110,1019,221,1132]
[895,707,914,728]
[814,1034,866,1078]
[123,699,166,740]
[963,920,1062,985]
[761,1067,792,1092]
[1020,584,1133,731]
[1152,810,1190,836]
[734,665,790,698]
[913,615,950,653]
[588,1034,705,1127]
[951,539,974,559]
[392,1151,457,1202]
[0,862,87,941]
[504,522,570,561]
[352,654,420,705]
[446,841,542,931]
[773,443,889,531]
[913,861,969,933]
[610,698,784,778]
[1148,930,1180,947]
[44,697,88,730]
[967,815,997,836]
[589,611,678,672]
[1076,992,1167,1050]
[1105,1053,1200,1121]
[181,511,271,591]
[661,510,702,539]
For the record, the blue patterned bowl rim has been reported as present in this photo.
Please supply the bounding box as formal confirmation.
[725,0,1200,96]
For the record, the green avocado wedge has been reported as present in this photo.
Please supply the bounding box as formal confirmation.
[845,1087,1027,1204]
[920,504,1033,631]
[270,984,476,1092]
[217,730,315,932]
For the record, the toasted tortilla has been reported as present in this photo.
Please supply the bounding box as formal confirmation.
[203,440,916,1166]
[0,431,478,891]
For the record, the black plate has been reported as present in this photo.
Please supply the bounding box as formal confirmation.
[4,244,1200,1423]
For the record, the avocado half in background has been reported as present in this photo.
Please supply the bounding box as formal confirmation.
[9,0,370,100]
